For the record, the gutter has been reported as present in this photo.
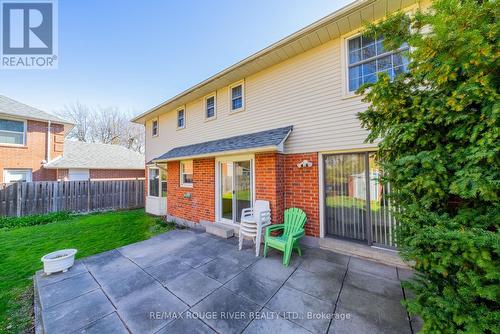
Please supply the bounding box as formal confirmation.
[46,121,51,162]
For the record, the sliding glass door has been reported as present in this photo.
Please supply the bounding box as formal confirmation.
[323,152,397,248]
[218,158,253,224]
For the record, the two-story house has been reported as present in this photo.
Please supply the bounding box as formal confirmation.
[0,95,72,182]
[0,95,145,182]
[133,0,427,252]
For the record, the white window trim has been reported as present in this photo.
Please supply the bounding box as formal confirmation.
[179,160,193,188]
[176,106,186,130]
[148,167,160,197]
[204,93,217,121]
[0,117,27,147]
[151,118,159,137]
[3,169,32,183]
[228,80,245,113]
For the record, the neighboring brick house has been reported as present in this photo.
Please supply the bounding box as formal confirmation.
[0,95,145,182]
[133,0,427,250]
[44,141,145,181]
[0,95,72,182]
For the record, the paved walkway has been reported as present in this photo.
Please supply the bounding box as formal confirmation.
[35,229,419,334]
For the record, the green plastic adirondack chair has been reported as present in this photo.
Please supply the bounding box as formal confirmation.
[263,208,307,267]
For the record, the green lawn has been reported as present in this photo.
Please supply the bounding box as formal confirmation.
[326,195,382,211]
[0,209,174,334]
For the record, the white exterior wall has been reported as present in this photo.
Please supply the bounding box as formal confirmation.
[145,36,374,162]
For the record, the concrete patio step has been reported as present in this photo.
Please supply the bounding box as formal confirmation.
[204,222,235,239]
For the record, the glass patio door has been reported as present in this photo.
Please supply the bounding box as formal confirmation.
[323,152,397,248]
[219,159,253,224]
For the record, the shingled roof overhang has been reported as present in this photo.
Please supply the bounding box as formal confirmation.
[132,0,419,124]
[149,126,292,163]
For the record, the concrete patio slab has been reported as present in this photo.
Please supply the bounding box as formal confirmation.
[198,257,247,283]
[38,272,99,309]
[285,268,344,302]
[75,312,128,334]
[190,287,260,334]
[225,270,283,306]
[144,258,193,285]
[181,245,216,268]
[84,250,142,283]
[267,285,334,334]
[156,315,216,333]
[115,282,188,334]
[243,309,311,334]
[42,290,114,334]
[218,248,259,268]
[100,268,156,305]
[337,285,411,334]
[35,229,415,334]
[246,254,298,282]
[348,256,399,280]
[35,261,88,287]
[344,270,404,299]
[299,257,347,276]
[301,247,351,266]
[166,269,222,306]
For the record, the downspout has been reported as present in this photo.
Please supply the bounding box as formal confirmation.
[46,121,51,162]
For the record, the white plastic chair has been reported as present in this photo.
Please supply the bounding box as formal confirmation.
[239,200,271,257]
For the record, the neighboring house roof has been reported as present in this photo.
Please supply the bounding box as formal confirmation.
[132,0,419,124]
[0,95,72,125]
[150,126,293,163]
[45,141,145,170]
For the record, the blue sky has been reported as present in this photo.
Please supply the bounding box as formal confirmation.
[0,0,351,116]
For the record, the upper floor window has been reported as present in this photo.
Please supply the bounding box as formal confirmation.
[152,119,158,137]
[180,160,193,187]
[347,34,409,92]
[0,118,26,145]
[177,108,185,129]
[205,94,216,120]
[230,81,244,112]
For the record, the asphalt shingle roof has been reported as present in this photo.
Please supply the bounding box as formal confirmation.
[45,141,145,170]
[153,126,293,162]
[0,95,72,124]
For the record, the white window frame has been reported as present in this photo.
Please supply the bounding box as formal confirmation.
[342,31,409,97]
[179,160,193,188]
[3,169,32,183]
[204,93,217,121]
[228,80,245,113]
[176,107,186,129]
[152,118,159,137]
[0,117,27,146]
[159,165,167,197]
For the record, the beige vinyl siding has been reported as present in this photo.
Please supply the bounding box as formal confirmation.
[145,37,373,162]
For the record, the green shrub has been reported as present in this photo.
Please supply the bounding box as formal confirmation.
[358,0,499,333]
[0,211,72,229]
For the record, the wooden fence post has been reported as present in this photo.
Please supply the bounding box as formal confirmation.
[87,181,91,212]
[16,182,21,217]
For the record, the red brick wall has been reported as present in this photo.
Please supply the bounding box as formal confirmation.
[56,168,144,180]
[90,169,145,180]
[255,152,285,225]
[0,120,64,182]
[167,158,215,223]
[284,153,320,237]
[158,152,321,237]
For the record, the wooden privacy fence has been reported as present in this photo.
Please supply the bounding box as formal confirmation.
[0,180,145,217]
